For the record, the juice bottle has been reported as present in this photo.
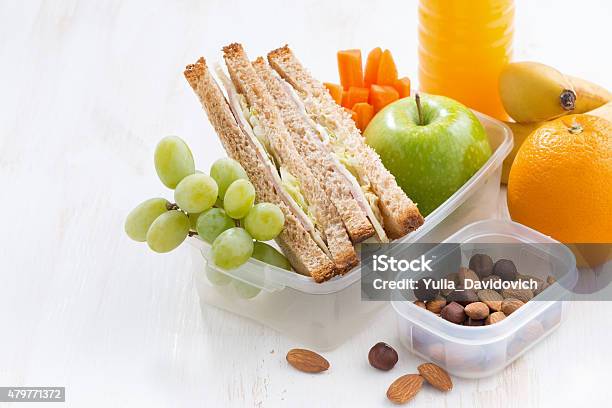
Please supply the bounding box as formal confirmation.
[418,0,514,120]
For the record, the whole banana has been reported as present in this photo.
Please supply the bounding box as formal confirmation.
[499,62,612,123]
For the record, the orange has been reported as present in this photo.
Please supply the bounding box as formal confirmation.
[508,114,612,244]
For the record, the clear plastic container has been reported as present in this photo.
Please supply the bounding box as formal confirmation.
[392,219,578,378]
[190,111,513,350]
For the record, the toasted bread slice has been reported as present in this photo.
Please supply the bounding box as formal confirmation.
[184,57,335,282]
[222,43,357,274]
[268,45,424,239]
[252,57,375,246]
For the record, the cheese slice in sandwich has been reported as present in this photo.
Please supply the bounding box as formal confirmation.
[222,43,358,275]
[183,57,335,282]
[252,57,378,244]
[267,45,425,239]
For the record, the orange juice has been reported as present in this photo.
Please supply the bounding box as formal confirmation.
[418,0,514,120]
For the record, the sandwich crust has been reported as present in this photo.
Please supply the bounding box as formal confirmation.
[223,43,357,275]
[184,57,335,282]
[267,46,424,239]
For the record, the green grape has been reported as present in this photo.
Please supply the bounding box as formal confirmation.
[212,227,254,269]
[210,158,248,200]
[154,136,195,189]
[231,279,261,299]
[196,208,235,244]
[252,242,291,270]
[188,212,201,230]
[224,179,255,219]
[174,173,218,213]
[214,197,224,209]
[146,210,190,253]
[125,198,170,242]
[244,203,285,241]
[205,264,232,286]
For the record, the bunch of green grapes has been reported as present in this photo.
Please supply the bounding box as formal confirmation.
[125,136,290,280]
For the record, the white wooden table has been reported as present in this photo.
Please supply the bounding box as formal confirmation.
[1,0,611,406]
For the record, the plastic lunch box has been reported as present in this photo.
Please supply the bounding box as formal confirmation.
[392,219,578,378]
[189,111,513,350]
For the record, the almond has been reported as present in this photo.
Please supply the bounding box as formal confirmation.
[417,363,453,391]
[501,298,524,315]
[464,302,490,320]
[413,300,426,309]
[477,289,503,311]
[485,311,506,325]
[387,374,423,404]
[501,288,534,303]
[286,349,329,373]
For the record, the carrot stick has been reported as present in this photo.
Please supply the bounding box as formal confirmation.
[353,102,374,132]
[369,84,399,112]
[346,86,370,109]
[337,49,364,90]
[376,49,398,86]
[341,91,350,108]
[324,82,343,105]
[364,47,382,88]
[394,77,411,98]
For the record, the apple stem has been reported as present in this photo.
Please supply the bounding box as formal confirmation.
[415,93,424,126]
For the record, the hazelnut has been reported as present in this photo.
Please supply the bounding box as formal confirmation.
[469,254,494,278]
[464,318,485,326]
[493,259,518,281]
[441,302,466,324]
[368,342,398,371]
[439,274,458,297]
[446,288,479,306]
[413,277,439,301]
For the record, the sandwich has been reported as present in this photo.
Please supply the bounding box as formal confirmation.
[184,43,424,282]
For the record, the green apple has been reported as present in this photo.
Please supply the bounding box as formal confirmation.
[364,94,491,216]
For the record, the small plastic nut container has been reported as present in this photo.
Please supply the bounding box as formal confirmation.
[190,112,512,351]
[392,219,578,378]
